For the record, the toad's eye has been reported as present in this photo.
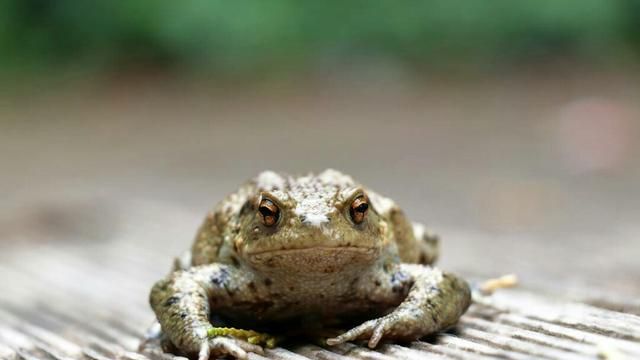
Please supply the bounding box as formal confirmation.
[349,195,369,225]
[258,198,280,227]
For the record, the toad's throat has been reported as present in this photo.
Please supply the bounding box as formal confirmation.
[247,246,379,273]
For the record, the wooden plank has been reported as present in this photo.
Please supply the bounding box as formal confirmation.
[2,206,640,360]
[3,256,640,360]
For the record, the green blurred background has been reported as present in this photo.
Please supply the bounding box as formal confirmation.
[2,0,640,78]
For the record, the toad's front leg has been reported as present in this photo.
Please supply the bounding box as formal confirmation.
[327,264,471,348]
[149,264,267,360]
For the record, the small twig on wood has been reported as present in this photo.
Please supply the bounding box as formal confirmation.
[479,274,518,295]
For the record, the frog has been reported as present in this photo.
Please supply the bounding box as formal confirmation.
[146,169,471,359]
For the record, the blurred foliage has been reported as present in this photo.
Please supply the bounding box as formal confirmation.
[1,0,639,77]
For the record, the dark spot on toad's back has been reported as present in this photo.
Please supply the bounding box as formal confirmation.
[248,281,257,292]
[164,296,180,307]
[391,270,410,293]
[210,268,230,286]
[430,311,438,323]
[264,278,272,286]
[266,258,276,267]
[230,256,240,267]
[391,271,409,286]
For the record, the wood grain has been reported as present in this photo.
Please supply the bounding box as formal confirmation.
[1,219,639,360]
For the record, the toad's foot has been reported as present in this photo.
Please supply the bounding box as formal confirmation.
[150,264,276,358]
[326,309,420,348]
[199,336,264,360]
[139,324,266,360]
[327,265,471,349]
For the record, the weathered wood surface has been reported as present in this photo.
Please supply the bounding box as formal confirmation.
[1,200,639,360]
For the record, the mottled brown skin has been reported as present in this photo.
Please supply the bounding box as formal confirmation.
[147,170,470,359]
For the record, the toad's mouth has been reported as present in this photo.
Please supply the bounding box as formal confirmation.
[246,245,376,257]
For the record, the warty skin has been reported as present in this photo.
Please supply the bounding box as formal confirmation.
[148,169,471,359]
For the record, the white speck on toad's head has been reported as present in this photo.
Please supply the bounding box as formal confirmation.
[290,180,332,227]
[287,169,354,227]
[256,170,286,190]
[296,211,329,226]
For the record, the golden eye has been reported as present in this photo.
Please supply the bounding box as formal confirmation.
[349,195,369,224]
[258,198,280,227]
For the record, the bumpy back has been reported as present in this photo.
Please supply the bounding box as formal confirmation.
[191,182,256,266]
